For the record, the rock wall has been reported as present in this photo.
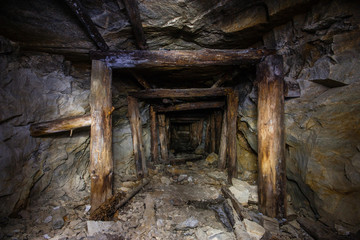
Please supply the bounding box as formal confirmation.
[0,37,150,217]
[237,0,360,233]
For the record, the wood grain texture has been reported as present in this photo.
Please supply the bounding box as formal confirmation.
[90,60,113,212]
[128,88,231,99]
[218,110,227,169]
[154,101,225,112]
[128,96,147,178]
[149,106,159,163]
[30,114,91,136]
[257,55,286,219]
[158,114,168,162]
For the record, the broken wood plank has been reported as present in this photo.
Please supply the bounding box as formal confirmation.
[211,74,232,88]
[128,96,147,178]
[128,88,231,99]
[129,70,151,89]
[90,49,276,68]
[158,114,168,162]
[297,217,338,240]
[257,55,286,219]
[154,101,225,112]
[90,60,113,212]
[120,0,148,50]
[222,187,251,221]
[64,0,109,51]
[227,90,239,183]
[90,178,150,220]
[30,114,91,137]
[218,111,227,169]
[149,106,159,163]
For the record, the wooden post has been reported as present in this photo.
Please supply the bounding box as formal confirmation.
[128,96,147,178]
[218,111,227,169]
[166,116,171,153]
[90,60,113,212]
[158,114,168,162]
[227,90,239,183]
[210,113,216,153]
[214,110,223,153]
[257,55,286,219]
[204,116,211,153]
[196,119,204,146]
[149,106,159,163]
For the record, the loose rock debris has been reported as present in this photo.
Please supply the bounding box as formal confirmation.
[0,158,349,239]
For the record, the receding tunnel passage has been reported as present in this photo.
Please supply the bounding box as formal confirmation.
[1,0,360,239]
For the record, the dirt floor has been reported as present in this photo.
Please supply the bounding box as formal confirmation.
[0,156,343,240]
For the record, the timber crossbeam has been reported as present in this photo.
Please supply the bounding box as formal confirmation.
[154,101,225,112]
[128,88,231,99]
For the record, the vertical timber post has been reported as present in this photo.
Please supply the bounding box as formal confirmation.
[128,96,147,178]
[257,55,286,219]
[218,110,227,169]
[90,60,113,212]
[210,113,216,153]
[158,114,168,162]
[150,106,159,163]
[227,90,239,183]
[214,110,223,153]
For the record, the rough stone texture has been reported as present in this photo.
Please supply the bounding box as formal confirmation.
[243,219,266,240]
[237,0,360,232]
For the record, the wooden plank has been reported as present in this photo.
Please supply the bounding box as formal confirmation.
[64,0,108,51]
[128,88,231,99]
[158,114,168,162]
[211,74,232,88]
[127,96,147,178]
[218,110,228,169]
[120,0,148,50]
[30,114,91,137]
[154,101,225,112]
[90,49,276,68]
[210,113,216,153]
[149,106,159,163]
[196,119,204,146]
[129,70,151,89]
[257,55,286,219]
[90,60,113,212]
[227,90,239,183]
[214,110,223,153]
[205,116,211,153]
[166,116,171,152]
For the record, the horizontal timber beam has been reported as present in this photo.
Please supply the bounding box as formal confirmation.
[128,88,231,99]
[154,101,225,113]
[90,49,276,68]
[30,114,91,137]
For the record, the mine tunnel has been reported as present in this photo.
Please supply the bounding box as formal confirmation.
[1,0,360,239]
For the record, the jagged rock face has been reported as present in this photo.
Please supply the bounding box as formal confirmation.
[238,0,360,232]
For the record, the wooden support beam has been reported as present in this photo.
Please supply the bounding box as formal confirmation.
[226,90,239,183]
[166,116,171,152]
[210,113,216,153]
[205,116,211,153]
[30,114,91,137]
[154,101,225,113]
[218,110,228,169]
[257,55,286,219]
[120,0,148,50]
[129,70,151,89]
[214,110,223,153]
[196,119,204,146]
[149,106,159,163]
[128,88,230,99]
[90,49,276,68]
[211,74,232,88]
[90,60,113,212]
[64,0,109,51]
[158,114,168,162]
[127,96,147,178]
[170,117,203,122]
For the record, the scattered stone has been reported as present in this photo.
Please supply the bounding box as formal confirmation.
[207,171,227,181]
[178,174,188,182]
[84,205,91,214]
[160,176,171,185]
[243,219,266,240]
[205,153,219,165]
[175,217,199,230]
[260,215,279,234]
[43,234,51,239]
[229,186,249,205]
[52,207,66,230]
[87,221,123,236]
[44,216,53,224]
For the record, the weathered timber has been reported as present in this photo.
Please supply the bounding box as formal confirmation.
[128,88,231,99]
[90,49,276,68]
[64,0,109,51]
[222,187,250,221]
[90,178,150,221]
[90,60,113,212]
[149,106,159,163]
[214,110,223,153]
[218,111,227,169]
[158,114,168,162]
[205,116,211,153]
[130,70,151,89]
[297,217,338,240]
[170,117,204,122]
[154,101,225,112]
[227,90,239,183]
[166,116,171,152]
[210,113,216,153]
[120,0,148,50]
[30,114,91,137]
[257,55,286,219]
[211,74,232,88]
[128,96,147,178]
[196,119,204,146]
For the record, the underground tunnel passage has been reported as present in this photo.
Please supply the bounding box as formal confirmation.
[1,0,360,239]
